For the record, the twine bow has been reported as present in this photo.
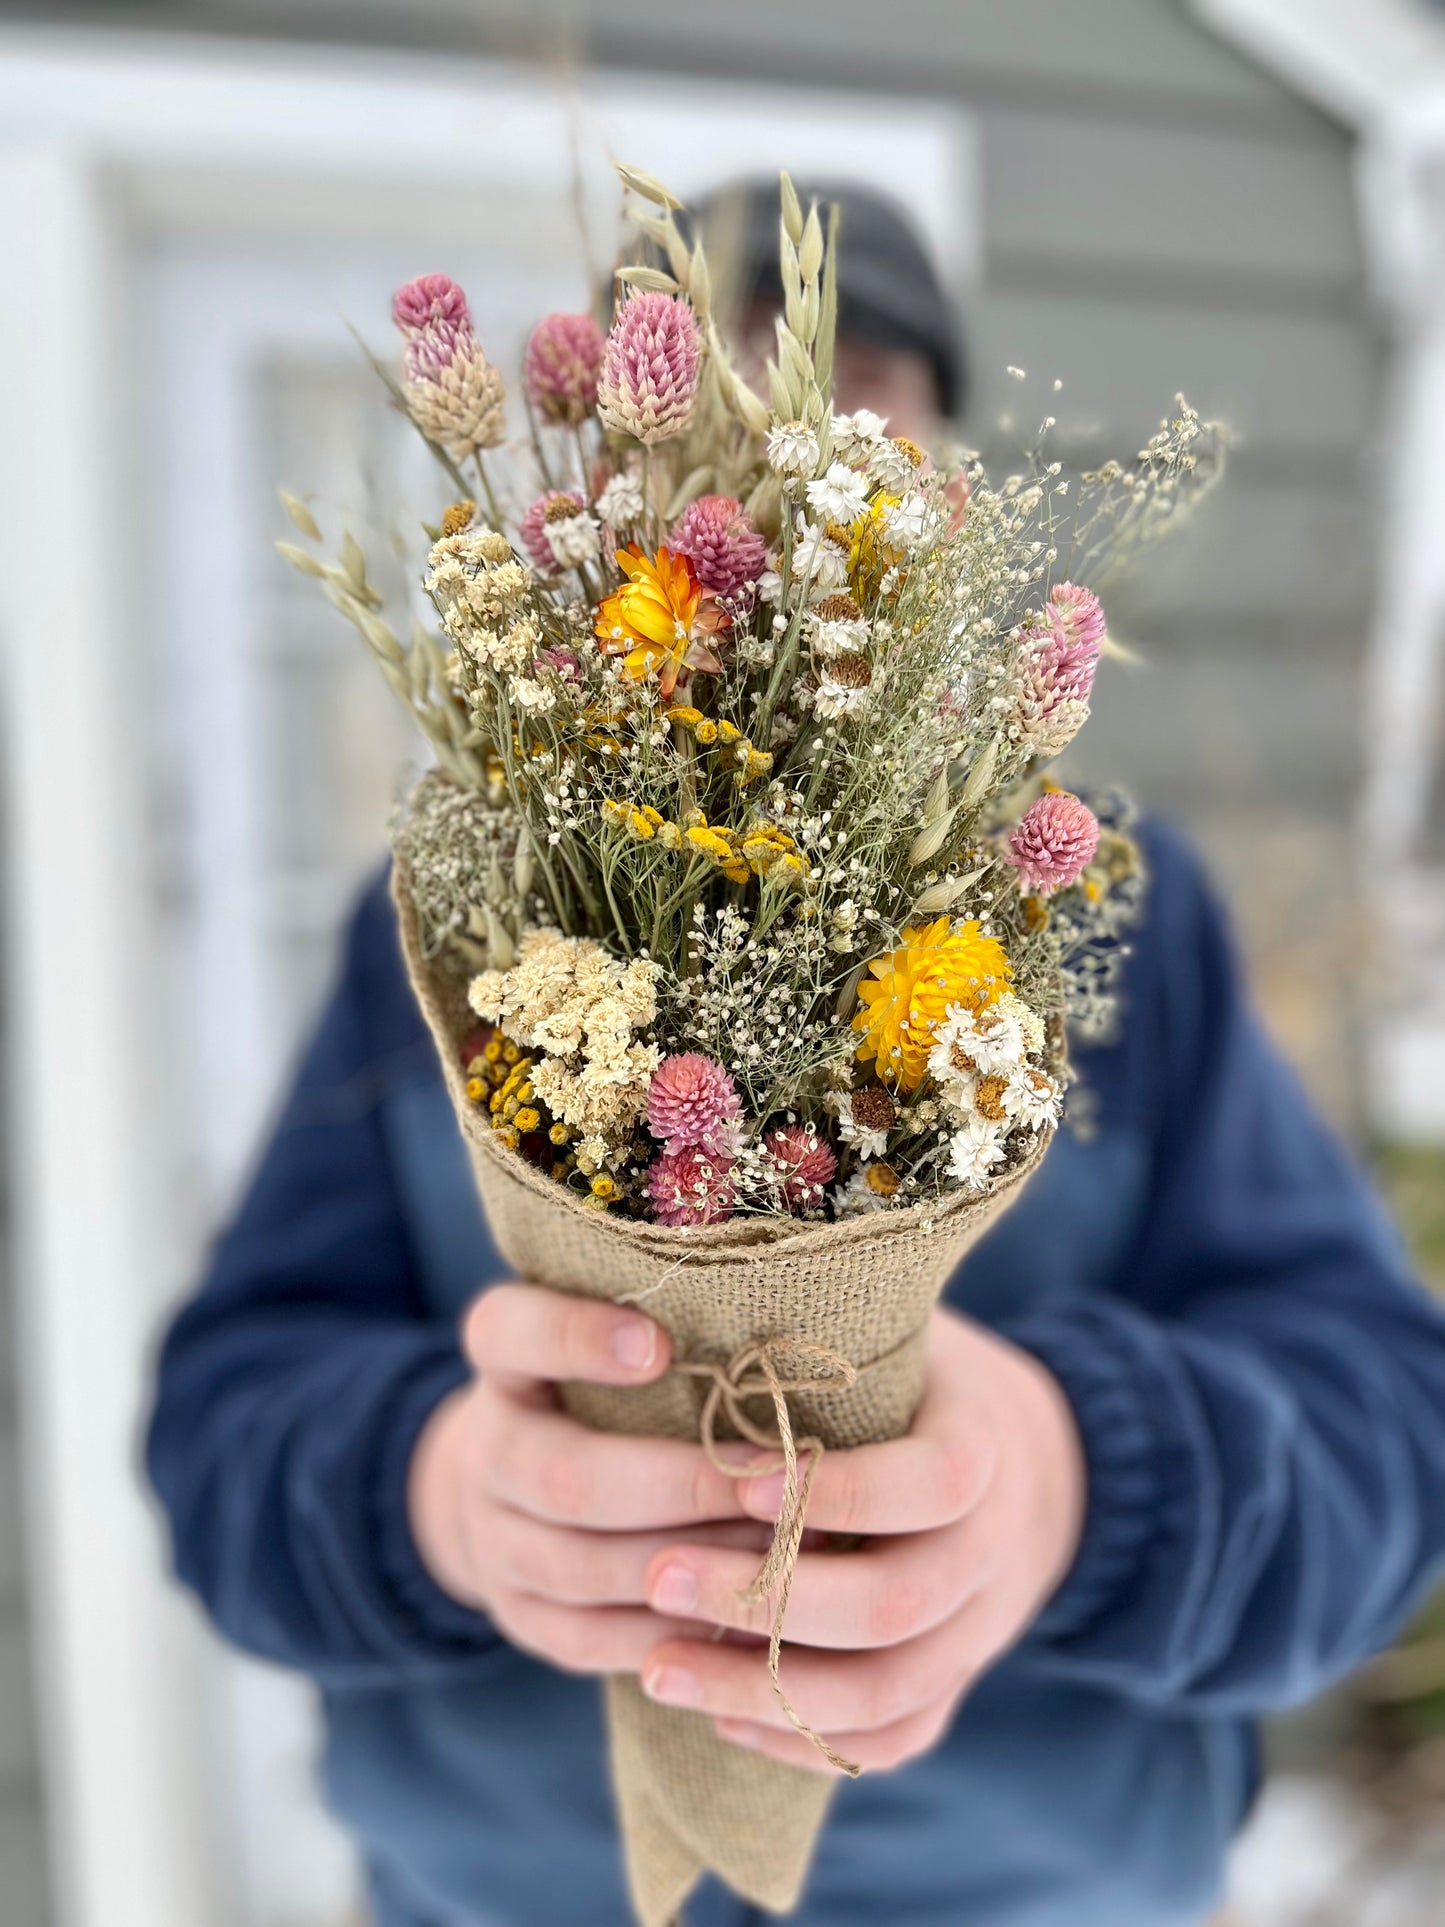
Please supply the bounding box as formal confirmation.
[675,1339,864,1777]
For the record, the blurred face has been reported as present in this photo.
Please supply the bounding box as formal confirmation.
[828,335,940,445]
[737,303,941,445]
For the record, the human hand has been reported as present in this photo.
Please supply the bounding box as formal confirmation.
[638,1306,1087,1773]
[407,1282,766,1674]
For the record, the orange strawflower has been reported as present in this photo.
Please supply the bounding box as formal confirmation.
[594,545,727,699]
[853,918,1013,1091]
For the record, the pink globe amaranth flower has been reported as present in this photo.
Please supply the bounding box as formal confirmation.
[646,1143,737,1228]
[646,1052,742,1153]
[763,1124,838,1213]
[392,273,471,335]
[518,489,585,574]
[1006,792,1100,898]
[1048,583,1106,653]
[525,311,606,426]
[598,292,701,446]
[670,495,769,602]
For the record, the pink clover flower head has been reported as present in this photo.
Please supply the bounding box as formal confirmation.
[646,1052,742,1153]
[598,292,701,446]
[1016,620,1099,757]
[1048,582,1106,653]
[392,276,505,458]
[763,1123,838,1213]
[518,490,585,574]
[524,311,606,426]
[1005,792,1100,898]
[646,1143,737,1228]
[670,495,770,602]
[392,273,472,336]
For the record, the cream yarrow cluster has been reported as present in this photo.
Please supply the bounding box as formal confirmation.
[467,930,661,1170]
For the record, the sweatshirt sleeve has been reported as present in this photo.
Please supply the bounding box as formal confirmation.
[145,880,500,1686]
[1002,826,1445,1714]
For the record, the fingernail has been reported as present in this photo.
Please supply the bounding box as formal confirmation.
[650,1563,697,1614]
[643,1665,701,1708]
[612,1317,656,1371]
[743,1472,786,1515]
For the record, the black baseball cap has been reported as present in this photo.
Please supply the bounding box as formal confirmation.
[687,179,966,420]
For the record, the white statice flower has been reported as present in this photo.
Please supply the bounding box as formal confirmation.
[869,436,926,494]
[805,461,871,525]
[880,493,938,552]
[767,419,821,477]
[1008,1064,1062,1132]
[508,674,555,714]
[595,470,645,529]
[739,636,777,668]
[831,409,888,464]
[947,1114,1008,1191]
[546,508,601,567]
[807,605,870,659]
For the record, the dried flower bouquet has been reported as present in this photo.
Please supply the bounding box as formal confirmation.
[281,161,1220,1926]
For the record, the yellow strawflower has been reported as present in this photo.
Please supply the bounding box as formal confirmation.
[853,918,1013,1091]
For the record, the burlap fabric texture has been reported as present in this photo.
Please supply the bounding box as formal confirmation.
[393,870,1048,1925]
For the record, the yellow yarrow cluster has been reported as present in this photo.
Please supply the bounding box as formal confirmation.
[666,706,773,787]
[603,797,807,888]
[464,1034,557,1150]
[853,918,1013,1091]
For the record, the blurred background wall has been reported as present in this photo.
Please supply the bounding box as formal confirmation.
[2,4,1445,1926]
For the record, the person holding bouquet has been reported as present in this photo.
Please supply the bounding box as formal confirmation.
[147,182,1445,1927]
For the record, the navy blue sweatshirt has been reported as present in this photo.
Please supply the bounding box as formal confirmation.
[147,825,1445,1927]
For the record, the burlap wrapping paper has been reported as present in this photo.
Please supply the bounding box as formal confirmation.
[393,870,1048,1924]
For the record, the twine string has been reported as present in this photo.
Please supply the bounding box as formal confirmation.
[675,1338,870,1777]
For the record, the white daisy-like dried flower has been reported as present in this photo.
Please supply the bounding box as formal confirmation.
[879,493,938,551]
[946,1114,1008,1190]
[928,994,1032,1084]
[813,653,873,719]
[807,601,870,659]
[805,538,852,597]
[1009,1064,1061,1132]
[832,1165,901,1215]
[831,409,889,464]
[755,566,784,606]
[869,435,926,494]
[767,419,821,477]
[595,470,646,529]
[805,461,871,525]
[545,506,601,567]
[826,1087,895,1160]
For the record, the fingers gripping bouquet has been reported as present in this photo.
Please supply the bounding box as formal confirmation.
[281,163,1220,1924]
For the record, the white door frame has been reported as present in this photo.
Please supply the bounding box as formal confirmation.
[0,28,975,1927]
